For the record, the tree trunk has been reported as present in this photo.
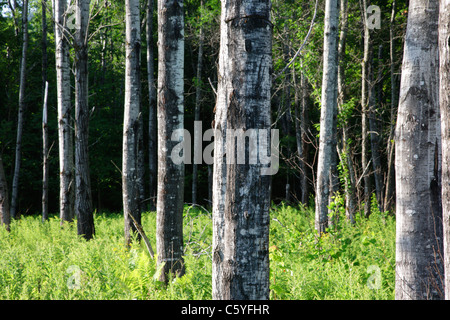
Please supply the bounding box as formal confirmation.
[147,0,157,211]
[0,156,10,231]
[75,0,95,240]
[10,0,29,219]
[361,0,372,218]
[192,0,204,206]
[42,82,49,221]
[300,62,309,205]
[212,0,272,300]
[156,0,185,283]
[314,0,339,234]
[123,0,142,246]
[55,0,74,224]
[395,0,443,300]
[383,0,398,214]
[438,0,450,300]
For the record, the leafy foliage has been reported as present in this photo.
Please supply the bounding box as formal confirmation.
[0,204,394,299]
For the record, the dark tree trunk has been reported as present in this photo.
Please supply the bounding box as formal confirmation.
[156,0,185,283]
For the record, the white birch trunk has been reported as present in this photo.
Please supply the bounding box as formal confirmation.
[123,0,142,245]
[55,0,74,223]
[395,0,443,299]
[438,0,450,300]
[212,0,272,300]
[314,0,339,234]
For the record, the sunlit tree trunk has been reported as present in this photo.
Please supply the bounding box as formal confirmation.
[212,0,272,300]
[123,0,142,246]
[315,0,339,234]
[156,0,185,283]
[42,82,49,221]
[55,0,75,224]
[395,0,443,300]
[75,0,95,240]
[438,0,450,300]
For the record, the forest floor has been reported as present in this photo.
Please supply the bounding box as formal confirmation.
[0,199,395,299]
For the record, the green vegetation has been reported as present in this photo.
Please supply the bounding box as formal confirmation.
[0,204,394,300]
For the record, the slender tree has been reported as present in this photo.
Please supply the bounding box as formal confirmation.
[42,82,49,221]
[55,0,75,224]
[10,0,29,219]
[74,0,95,240]
[123,0,142,246]
[156,0,185,283]
[438,0,450,300]
[395,0,443,300]
[212,0,272,299]
[314,0,339,234]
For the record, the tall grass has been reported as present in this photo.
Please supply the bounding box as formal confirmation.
[0,203,395,299]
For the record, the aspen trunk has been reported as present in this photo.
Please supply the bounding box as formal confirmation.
[314,0,339,234]
[212,0,272,300]
[395,0,443,300]
[10,0,29,219]
[438,0,450,300]
[55,0,74,223]
[75,0,95,240]
[123,0,142,246]
[156,0,185,283]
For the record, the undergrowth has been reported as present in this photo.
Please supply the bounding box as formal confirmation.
[0,202,395,299]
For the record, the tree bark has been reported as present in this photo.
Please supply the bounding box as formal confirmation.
[123,0,142,246]
[0,155,10,231]
[212,0,272,300]
[314,0,339,234]
[10,0,29,219]
[147,0,157,211]
[395,0,443,300]
[75,0,95,240]
[55,0,75,224]
[438,0,450,300]
[156,0,185,283]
